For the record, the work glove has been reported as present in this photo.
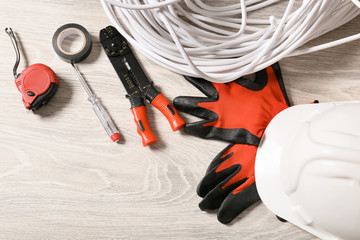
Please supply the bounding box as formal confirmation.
[173,63,290,223]
[173,63,289,145]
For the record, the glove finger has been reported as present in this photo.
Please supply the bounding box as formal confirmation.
[173,96,217,120]
[217,182,260,224]
[271,62,282,82]
[197,162,238,198]
[205,143,235,174]
[185,123,260,145]
[183,75,218,98]
[231,63,287,99]
[233,68,267,91]
[270,62,291,107]
[198,176,247,211]
[197,144,236,198]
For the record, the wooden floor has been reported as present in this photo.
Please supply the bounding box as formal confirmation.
[0,1,359,239]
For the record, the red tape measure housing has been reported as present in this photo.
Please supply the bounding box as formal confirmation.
[15,63,59,110]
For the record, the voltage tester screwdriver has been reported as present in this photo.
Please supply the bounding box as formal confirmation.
[52,23,120,143]
[100,26,186,146]
[71,63,120,142]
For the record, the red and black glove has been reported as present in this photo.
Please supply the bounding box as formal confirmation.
[173,63,290,223]
[198,143,259,224]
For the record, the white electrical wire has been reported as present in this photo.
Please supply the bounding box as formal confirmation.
[101,0,360,83]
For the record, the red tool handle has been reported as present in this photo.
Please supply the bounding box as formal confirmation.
[151,93,186,131]
[131,106,158,147]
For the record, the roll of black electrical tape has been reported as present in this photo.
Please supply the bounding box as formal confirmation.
[52,23,92,63]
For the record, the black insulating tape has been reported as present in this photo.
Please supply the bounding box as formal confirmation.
[52,23,92,63]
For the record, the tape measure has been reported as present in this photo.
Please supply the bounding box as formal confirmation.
[5,28,59,111]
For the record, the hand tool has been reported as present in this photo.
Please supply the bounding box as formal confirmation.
[71,63,120,142]
[5,28,59,111]
[53,23,120,142]
[99,26,185,147]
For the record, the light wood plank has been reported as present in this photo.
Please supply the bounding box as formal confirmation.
[0,1,359,239]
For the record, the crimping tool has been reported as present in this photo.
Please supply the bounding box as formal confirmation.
[100,26,185,146]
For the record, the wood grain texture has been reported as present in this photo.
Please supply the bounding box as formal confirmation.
[0,1,359,239]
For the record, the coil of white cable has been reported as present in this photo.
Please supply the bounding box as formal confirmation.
[101,0,360,83]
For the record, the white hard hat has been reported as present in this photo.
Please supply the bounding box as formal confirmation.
[255,101,360,240]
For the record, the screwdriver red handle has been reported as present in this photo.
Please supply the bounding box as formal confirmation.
[131,106,158,147]
[151,93,186,131]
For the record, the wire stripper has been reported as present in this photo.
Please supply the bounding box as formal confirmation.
[100,26,186,146]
